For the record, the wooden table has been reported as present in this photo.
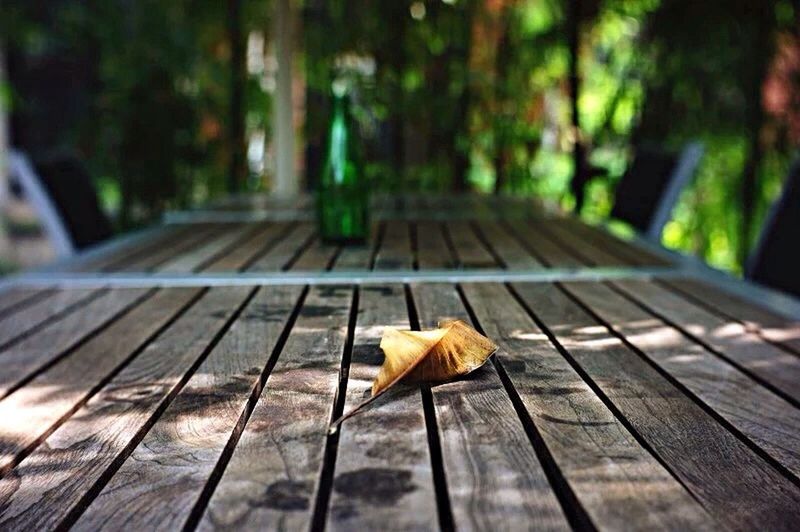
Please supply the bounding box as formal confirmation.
[1,195,799,531]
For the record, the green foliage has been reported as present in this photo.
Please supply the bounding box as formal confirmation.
[4,0,798,273]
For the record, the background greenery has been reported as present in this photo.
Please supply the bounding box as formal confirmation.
[2,0,799,273]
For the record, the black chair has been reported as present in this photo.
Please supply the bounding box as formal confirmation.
[9,150,113,256]
[610,142,704,240]
[746,160,800,298]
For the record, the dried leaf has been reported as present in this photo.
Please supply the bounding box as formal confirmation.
[329,320,497,433]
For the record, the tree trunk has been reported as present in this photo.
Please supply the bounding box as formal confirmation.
[227,0,246,194]
[451,0,476,192]
[566,0,589,213]
[493,10,511,195]
[739,4,774,267]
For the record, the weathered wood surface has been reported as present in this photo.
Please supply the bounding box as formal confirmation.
[0,288,151,399]
[196,285,353,530]
[2,195,800,530]
[475,220,542,269]
[445,221,497,268]
[513,282,800,530]
[611,279,800,404]
[245,222,315,271]
[412,283,570,531]
[203,222,290,272]
[465,283,713,530]
[374,221,413,271]
[663,277,800,355]
[67,224,188,272]
[561,280,800,478]
[0,288,99,349]
[73,286,301,531]
[0,287,205,530]
[120,224,224,272]
[503,220,582,268]
[328,284,437,531]
[0,288,48,316]
[0,287,169,475]
[157,223,254,273]
[415,221,452,269]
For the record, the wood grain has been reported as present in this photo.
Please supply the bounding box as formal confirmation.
[504,220,583,268]
[475,220,542,269]
[465,283,713,530]
[196,285,353,530]
[540,219,627,267]
[204,223,291,272]
[374,221,412,270]
[0,288,99,349]
[328,284,437,530]
[120,224,224,272]
[157,223,254,272]
[561,217,670,266]
[411,283,570,531]
[0,288,48,317]
[562,280,800,478]
[445,221,497,268]
[73,286,302,531]
[514,282,800,530]
[246,222,316,271]
[415,221,452,269]
[611,279,800,404]
[69,224,188,272]
[291,237,340,271]
[662,278,800,355]
[0,288,151,398]
[0,287,170,475]
[0,287,208,530]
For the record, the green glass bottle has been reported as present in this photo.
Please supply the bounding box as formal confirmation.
[317,83,370,244]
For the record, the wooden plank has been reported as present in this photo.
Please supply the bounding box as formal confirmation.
[513,282,800,529]
[0,288,99,349]
[411,283,570,530]
[0,288,151,398]
[561,217,671,266]
[374,221,412,270]
[0,288,48,317]
[662,278,800,355]
[0,287,213,530]
[415,221,452,269]
[332,228,376,271]
[474,220,543,269]
[246,222,316,271]
[68,224,189,272]
[291,237,339,271]
[463,283,713,530]
[505,220,583,268]
[445,221,497,268]
[157,223,255,272]
[327,284,437,530]
[0,286,208,476]
[611,279,800,404]
[540,219,627,267]
[203,222,291,272]
[196,285,353,530]
[120,224,224,272]
[562,280,800,478]
[73,286,303,531]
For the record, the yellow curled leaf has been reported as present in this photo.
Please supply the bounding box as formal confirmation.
[329,320,497,433]
[373,320,497,395]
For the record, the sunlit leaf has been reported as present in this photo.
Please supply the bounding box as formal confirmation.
[329,320,497,433]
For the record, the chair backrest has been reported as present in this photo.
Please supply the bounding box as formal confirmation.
[9,150,112,256]
[611,142,704,240]
[746,160,800,298]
